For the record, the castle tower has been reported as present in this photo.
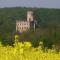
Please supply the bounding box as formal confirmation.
[27,11,34,22]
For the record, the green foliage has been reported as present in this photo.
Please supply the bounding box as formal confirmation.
[0,7,60,48]
[0,7,60,39]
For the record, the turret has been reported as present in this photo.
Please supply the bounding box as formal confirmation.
[27,11,34,22]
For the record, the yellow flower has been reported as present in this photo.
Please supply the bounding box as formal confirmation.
[24,42,32,48]
[14,34,19,43]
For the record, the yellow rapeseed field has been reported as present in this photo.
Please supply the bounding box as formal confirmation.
[0,41,60,60]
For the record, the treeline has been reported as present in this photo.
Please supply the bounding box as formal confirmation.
[0,7,60,48]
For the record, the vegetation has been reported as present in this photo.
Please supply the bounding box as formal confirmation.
[0,40,60,60]
[0,7,60,49]
[0,31,60,60]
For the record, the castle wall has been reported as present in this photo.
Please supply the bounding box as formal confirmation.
[16,21,30,33]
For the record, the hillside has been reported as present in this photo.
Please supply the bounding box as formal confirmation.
[0,7,60,47]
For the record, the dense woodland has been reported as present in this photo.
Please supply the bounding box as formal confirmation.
[0,7,60,49]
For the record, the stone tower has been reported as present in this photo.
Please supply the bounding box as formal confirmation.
[27,11,34,22]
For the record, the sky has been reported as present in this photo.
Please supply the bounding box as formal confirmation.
[0,0,60,9]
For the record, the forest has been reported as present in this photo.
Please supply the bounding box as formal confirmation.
[0,7,60,49]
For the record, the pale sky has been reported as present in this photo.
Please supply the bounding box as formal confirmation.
[0,0,60,8]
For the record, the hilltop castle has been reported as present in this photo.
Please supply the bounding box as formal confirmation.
[16,11,36,33]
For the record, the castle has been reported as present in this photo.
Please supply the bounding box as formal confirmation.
[16,11,36,33]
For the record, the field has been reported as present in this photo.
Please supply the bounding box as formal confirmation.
[0,41,60,60]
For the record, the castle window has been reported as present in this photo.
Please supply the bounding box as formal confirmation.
[19,27,21,29]
[19,23,21,25]
[24,23,26,25]
[31,13,33,16]
[22,27,23,29]
[29,18,31,21]
[24,27,26,29]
